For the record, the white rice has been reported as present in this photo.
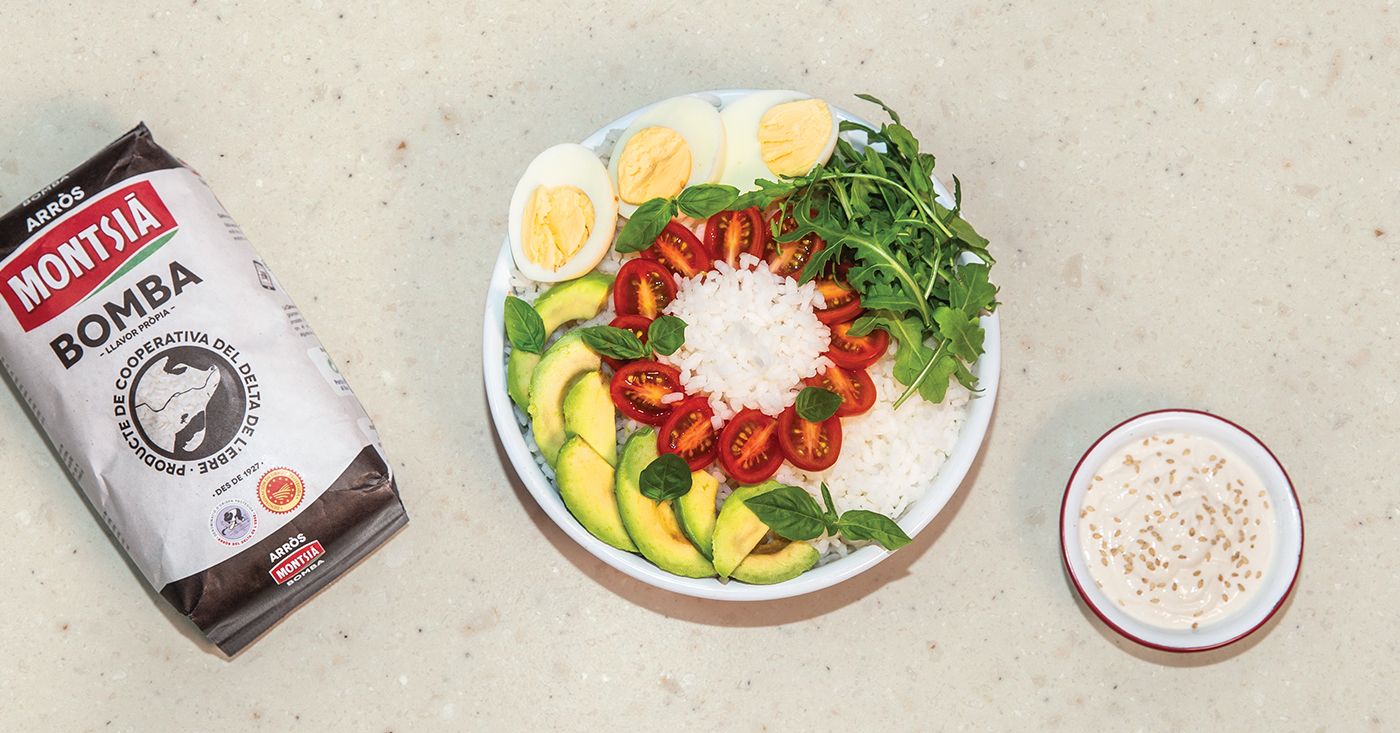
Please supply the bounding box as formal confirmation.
[659,254,831,422]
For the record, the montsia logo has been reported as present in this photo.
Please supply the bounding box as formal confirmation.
[1,181,176,332]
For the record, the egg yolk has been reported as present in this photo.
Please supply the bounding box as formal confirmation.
[758,99,833,176]
[523,185,594,271]
[616,126,692,204]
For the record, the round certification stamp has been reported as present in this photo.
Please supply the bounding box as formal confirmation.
[210,499,257,546]
[257,467,305,514]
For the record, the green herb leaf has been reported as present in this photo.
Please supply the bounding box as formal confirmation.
[646,315,686,356]
[743,485,829,541]
[727,179,798,211]
[819,482,839,526]
[676,184,739,219]
[577,325,650,360]
[933,306,985,363]
[854,93,902,124]
[836,509,912,550]
[639,453,692,502]
[615,198,677,253]
[503,295,546,355]
[795,386,842,422]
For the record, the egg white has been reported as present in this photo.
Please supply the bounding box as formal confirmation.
[607,95,725,217]
[718,90,839,192]
[509,143,619,283]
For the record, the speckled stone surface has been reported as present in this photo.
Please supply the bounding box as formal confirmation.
[0,2,1395,730]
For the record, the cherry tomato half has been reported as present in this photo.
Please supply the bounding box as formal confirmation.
[658,397,718,471]
[803,366,876,417]
[765,211,826,279]
[610,360,683,426]
[602,315,651,372]
[613,258,677,318]
[776,406,842,472]
[825,319,889,370]
[717,408,782,484]
[814,278,861,325]
[705,207,766,269]
[641,220,713,278]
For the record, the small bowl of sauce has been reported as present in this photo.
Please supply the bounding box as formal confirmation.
[1060,409,1303,651]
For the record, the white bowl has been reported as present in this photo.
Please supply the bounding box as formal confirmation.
[1059,409,1304,651]
[483,89,1001,600]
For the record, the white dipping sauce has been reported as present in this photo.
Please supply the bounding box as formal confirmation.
[1078,432,1276,630]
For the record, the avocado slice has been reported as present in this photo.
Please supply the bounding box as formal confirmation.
[556,436,636,552]
[563,370,616,466]
[507,272,613,409]
[528,332,601,466]
[730,532,819,584]
[711,481,786,580]
[675,471,719,558]
[615,430,716,578]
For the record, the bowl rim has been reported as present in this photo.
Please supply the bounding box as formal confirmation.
[1058,408,1304,652]
[483,88,1001,601]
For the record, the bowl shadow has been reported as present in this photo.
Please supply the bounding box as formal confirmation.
[488,383,997,627]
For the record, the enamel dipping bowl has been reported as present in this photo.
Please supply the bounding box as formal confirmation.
[484,89,1000,601]
[1059,409,1303,651]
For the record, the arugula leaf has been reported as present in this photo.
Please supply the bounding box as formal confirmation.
[854,93,902,124]
[727,179,798,211]
[577,325,649,360]
[646,315,686,356]
[795,387,842,422]
[836,510,912,550]
[743,485,830,541]
[934,306,984,363]
[676,184,739,219]
[639,454,692,502]
[615,198,677,253]
[503,295,546,355]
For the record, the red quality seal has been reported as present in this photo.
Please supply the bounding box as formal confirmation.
[257,467,305,514]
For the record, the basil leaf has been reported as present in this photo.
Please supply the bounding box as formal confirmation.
[819,482,839,527]
[503,295,546,355]
[837,509,912,550]
[577,325,650,360]
[676,184,739,219]
[615,198,676,253]
[795,386,841,422]
[639,453,692,502]
[743,485,828,541]
[647,315,686,356]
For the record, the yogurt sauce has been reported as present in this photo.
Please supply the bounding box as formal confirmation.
[1078,432,1276,630]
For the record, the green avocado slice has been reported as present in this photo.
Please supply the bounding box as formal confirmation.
[711,481,783,580]
[614,430,716,578]
[675,470,719,558]
[730,532,819,584]
[528,332,600,466]
[506,272,613,410]
[556,436,636,552]
[563,370,616,466]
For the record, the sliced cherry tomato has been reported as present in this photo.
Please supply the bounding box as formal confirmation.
[776,406,842,472]
[825,319,889,370]
[814,278,861,325]
[610,360,683,426]
[602,315,651,371]
[804,366,876,417]
[613,258,676,318]
[717,408,782,484]
[704,207,766,269]
[765,211,826,279]
[641,220,713,278]
[658,397,717,471]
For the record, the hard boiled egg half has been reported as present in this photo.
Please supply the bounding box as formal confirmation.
[509,143,618,283]
[719,90,839,192]
[608,95,725,217]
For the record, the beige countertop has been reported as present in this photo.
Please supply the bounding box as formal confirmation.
[1,1,1396,730]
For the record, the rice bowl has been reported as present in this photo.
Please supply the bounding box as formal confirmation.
[483,89,1001,600]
